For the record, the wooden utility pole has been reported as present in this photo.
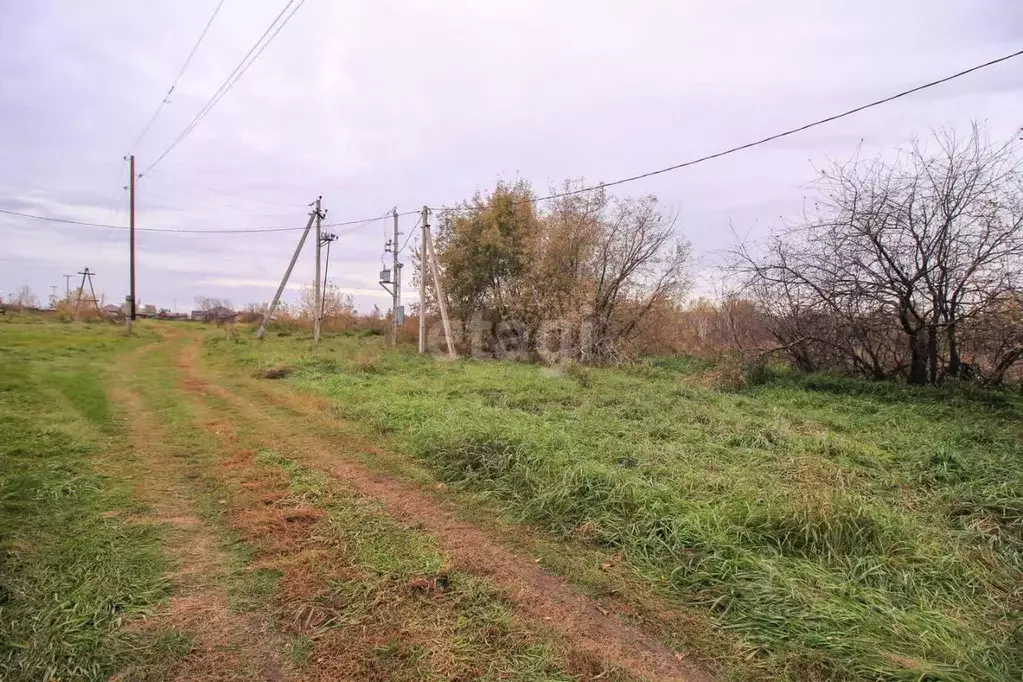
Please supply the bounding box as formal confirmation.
[313,196,323,343]
[418,206,427,353]
[128,155,136,331]
[425,228,456,358]
[256,206,317,340]
[391,208,401,348]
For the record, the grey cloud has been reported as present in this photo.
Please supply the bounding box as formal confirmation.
[3,0,1022,310]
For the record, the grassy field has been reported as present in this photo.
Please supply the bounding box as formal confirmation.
[0,322,179,680]
[209,331,1023,681]
[2,319,654,681]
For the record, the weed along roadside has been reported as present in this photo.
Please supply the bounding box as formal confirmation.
[201,329,1023,682]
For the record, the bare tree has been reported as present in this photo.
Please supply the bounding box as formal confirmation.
[734,124,1023,385]
[8,284,39,310]
[298,282,355,329]
[194,295,232,312]
[583,194,691,363]
[193,296,233,324]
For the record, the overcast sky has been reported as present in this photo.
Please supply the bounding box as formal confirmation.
[2,1,1022,312]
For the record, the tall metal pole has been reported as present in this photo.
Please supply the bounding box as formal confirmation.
[63,274,71,297]
[129,155,136,328]
[313,196,322,342]
[256,210,316,339]
[392,208,400,348]
[418,206,428,353]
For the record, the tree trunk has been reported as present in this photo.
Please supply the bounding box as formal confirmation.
[946,323,962,378]
[984,350,1023,387]
[927,324,939,385]
[908,333,928,385]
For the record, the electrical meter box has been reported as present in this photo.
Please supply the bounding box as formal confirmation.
[395,306,405,324]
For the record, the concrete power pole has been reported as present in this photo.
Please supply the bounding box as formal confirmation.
[391,208,402,348]
[63,274,72,298]
[425,228,456,358]
[418,206,428,353]
[256,201,319,340]
[128,154,136,332]
[379,209,403,348]
[313,196,323,343]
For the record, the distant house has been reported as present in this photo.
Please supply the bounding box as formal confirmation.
[192,306,237,323]
[101,304,122,318]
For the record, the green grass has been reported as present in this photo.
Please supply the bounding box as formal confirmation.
[121,336,289,617]
[0,323,175,681]
[210,332,1023,681]
[255,449,612,681]
[128,331,611,680]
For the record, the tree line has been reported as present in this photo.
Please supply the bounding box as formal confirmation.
[422,124,1023,386]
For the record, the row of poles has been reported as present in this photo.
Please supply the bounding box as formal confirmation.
[121,156,456,354]
[253,199,455,356]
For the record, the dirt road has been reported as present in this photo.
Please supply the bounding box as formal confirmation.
[114,333,710,681]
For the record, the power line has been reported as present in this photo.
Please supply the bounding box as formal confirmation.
[127,0,227,153]
[431,47,1023,211]
[9,49,1021,238]
[0,206,400,234]
[141,0,306,177]
[0,208,126,229]
[397,214,421,253]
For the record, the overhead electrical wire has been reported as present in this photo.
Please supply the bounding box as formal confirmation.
[397,214,421,254]
[430,47,1023,212]
[0,208,129,229]
[0,207,394,234]
[141,0,306,177]
[127,0,227,153]
[6,47,1021,237]
[334,213,393,238]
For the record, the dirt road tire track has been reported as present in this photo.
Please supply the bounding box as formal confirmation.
[110,349,289,681]
[176,335,712,682]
